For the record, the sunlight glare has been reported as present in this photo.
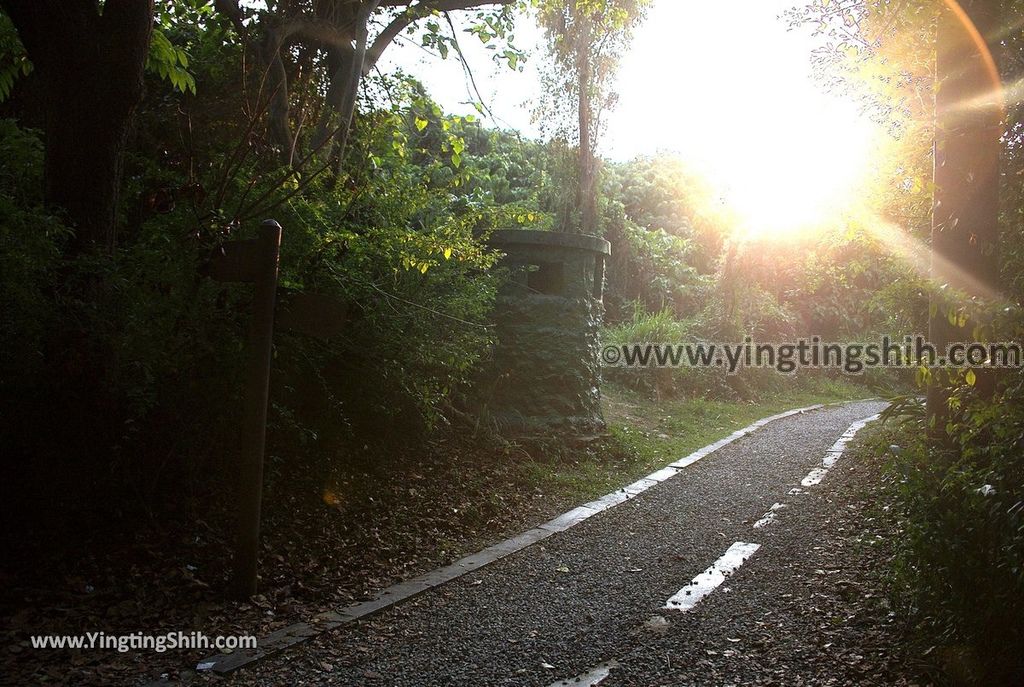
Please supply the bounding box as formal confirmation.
[859,210,1004,303]
[608,0,883,241]
[694,93,879,240]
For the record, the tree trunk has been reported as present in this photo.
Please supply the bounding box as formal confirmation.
[0,0,154,253]
[576,12,597,235]
[44,76,138,253]
[927,0,1002,422]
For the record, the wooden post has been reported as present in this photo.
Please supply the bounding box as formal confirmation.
[231,220,282,599]
[204,220,351,598]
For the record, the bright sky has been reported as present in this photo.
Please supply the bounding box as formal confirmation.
[382,1,846,155]
[380,0,881,235]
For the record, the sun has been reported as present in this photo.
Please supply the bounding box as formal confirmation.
[603,1,886,242]
[688,92,881,241]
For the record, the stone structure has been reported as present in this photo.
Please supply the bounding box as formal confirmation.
[484,229,611,437]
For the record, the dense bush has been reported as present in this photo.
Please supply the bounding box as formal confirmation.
[601,156,718,321]
[881,372,1024,684]
[878,294,1024,683]
[0,61,545,531]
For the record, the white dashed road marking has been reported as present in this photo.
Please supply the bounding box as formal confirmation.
[186,403,884,679]
[764,413,882,533]
[753,502,786,528]
[665,542,761,612]
[797,413,880,488]
[801,467,829,486]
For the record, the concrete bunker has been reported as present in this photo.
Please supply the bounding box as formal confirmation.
[484,229,611,437]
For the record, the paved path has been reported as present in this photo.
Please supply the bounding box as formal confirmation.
[223,401,913,686]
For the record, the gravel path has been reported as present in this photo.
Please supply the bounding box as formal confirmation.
[223,401,914,686]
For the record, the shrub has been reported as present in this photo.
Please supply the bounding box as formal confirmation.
[881,372,1024,684]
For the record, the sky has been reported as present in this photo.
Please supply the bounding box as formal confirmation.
[378,0,854,162]
[379,0,881,234]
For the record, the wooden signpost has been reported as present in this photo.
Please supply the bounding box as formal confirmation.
[206,219,350,599]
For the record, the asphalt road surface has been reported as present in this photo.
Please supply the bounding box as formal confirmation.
[222,400,915,686]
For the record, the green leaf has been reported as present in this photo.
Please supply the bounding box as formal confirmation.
[415,117,429,131]
[965,369,977,386]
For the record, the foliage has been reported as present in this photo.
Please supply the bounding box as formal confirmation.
[998,0,1024,298]
[0,12,29,101]
[596,149,917,402]
[146,29,196,95]
[0,120,68,385]
[0,5,203,101]
[0,0,545,521]
[600,156,720,320]
[190,0,525,176]
[601,305,837,401]
[880,365,1024,684]
[0,5,1020,658]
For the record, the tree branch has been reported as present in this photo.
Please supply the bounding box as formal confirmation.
[365,0,514,72]
[211,0,246,34]
[443,11,497,121]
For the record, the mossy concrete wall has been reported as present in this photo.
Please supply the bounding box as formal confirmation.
[485,230,611,437]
